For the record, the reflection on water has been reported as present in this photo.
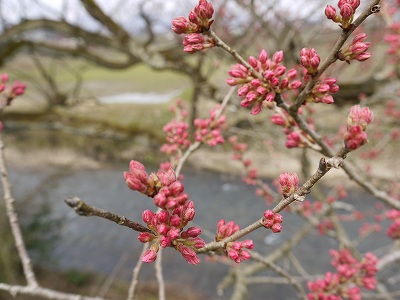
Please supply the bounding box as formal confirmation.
[98,90,181,104]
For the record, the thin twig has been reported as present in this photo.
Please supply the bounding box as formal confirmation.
[175,86,236,177]
[198,147,349,253]
[0,133,38,287]
[127,243,149,300]
[155,248,166,300]
[0,283,106,300]
[64,196,153,234]
[290,0,381,111]
[249,251,308,300]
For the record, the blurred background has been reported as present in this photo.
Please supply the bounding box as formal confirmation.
[0,0,399,299]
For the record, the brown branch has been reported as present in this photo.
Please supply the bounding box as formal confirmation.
[276,94,400,210]
[197,147,348,254]
[80,0,131,45]
[64,196,153,234]
[290,0,382,111]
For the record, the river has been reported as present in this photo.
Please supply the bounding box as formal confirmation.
[7,164,393,300]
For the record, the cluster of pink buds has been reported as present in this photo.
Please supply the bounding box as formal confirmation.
[384,22,400,61]
[325,0,361,29]
[229,136,259,185]
[386,209,400,239]
[194,105,226,146]
[161,119,190,155]
[124,161,189,210]
[303,74,339,104]
[307,249,378,299]
[284,130,309,148]
[278,172,299,198]
[300,48,320,75]
[262,210,283,233]
[0,73,26,108]
[344,105,374,150]
[226,49,301,115]
[124,161,205,264]
[161,100,191,157]
[172,0,215,54]
[216,220,254,263]
[338,33,372,63]
[140,202,205,265]
[182,33,216,54]
[270,108,317,148]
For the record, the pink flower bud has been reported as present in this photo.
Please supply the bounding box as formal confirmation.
[271,223,282,233]
[157,210,170,223]
[289,80,302,89]
[248,56,258,68]
[194,237,205,248]
[142,210,156,225]
[340,3,354,19]
[1,73,8,83]
[263,219,274,228]
[138,232,155,243]
[258,49,268,63]
[273,213,283,223]
[142,249,157,263]
[185,226,202,238]
[242,239,254,249]
[167,227,180,240]
[325,5,337,20]
[279,172,299,196]
[264,210,274,219]
[178,245,200,265]
[272,50,283,64]
[159,236,172,248]
[157,224,169,235]
[352,33,367,43]
[251,102,262,115]
[344,125,368,150]
[172,17,191,34]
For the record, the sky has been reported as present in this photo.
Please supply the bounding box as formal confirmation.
[0,0,326,34]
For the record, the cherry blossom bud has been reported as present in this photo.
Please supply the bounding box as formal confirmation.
[272,50,284,64]
[258,49,268,63]
[172,17,194,34]
[142,249,157,263]
[185,227,202,238]
[248,56,258,68]
[325,5,337,20]
[344,125,368,150]
[142,210,156,225]
[271,223,282,233]
[264,210,274,219]
[157,210,169,223]
[340,3,354,19]
[279,172,299,197]
[1,73,8,83]
[138,232,155,243]
[178,245,200,265]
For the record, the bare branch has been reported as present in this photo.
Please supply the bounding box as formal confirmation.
[0,283,107,300]
[0,134,38,287]
[64,196,154,234]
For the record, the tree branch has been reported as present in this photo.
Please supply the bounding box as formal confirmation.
[64,196,154,234]
[0,134,38,287]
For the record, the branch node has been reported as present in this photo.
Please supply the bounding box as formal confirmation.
[294,193,306,202]
[371,5,380,13]
[318,157,327,172]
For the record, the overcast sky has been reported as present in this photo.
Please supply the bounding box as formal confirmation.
[0,0,327,34]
